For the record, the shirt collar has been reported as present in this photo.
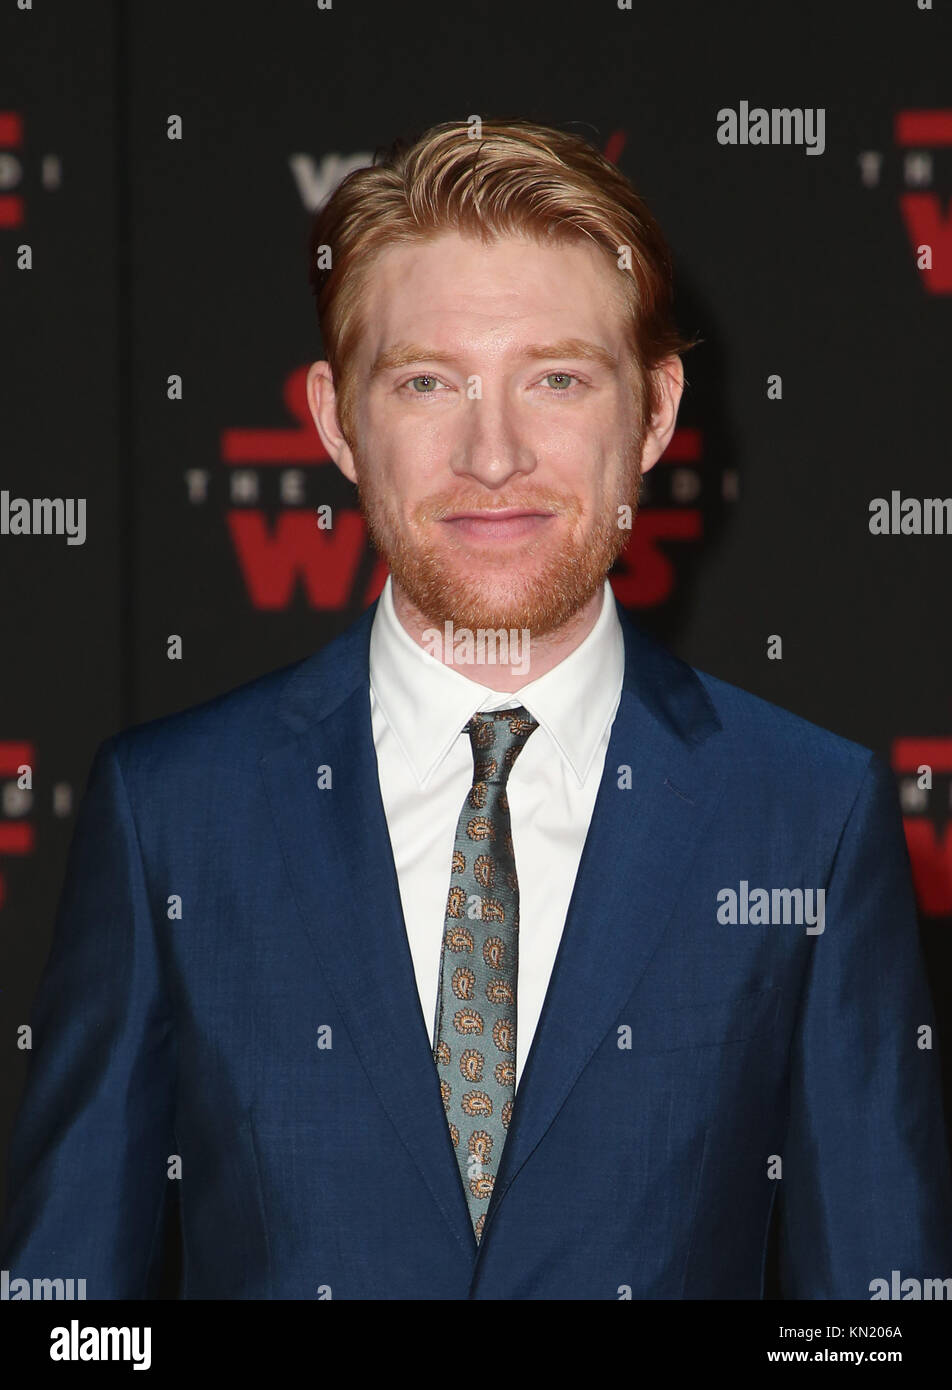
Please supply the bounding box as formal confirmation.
[369,574,625,788]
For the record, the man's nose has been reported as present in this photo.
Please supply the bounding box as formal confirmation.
[448,390,538,487]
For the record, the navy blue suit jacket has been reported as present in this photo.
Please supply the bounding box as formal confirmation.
[2,596,951,1298]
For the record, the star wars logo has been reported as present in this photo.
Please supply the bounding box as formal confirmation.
[192,363,724,614]
[0,741,36,912]
[0,110,61,230]
[892,737,952,919]
[0,112,24,228]
[859,109,952,294]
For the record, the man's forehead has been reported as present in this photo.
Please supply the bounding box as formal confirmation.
[357,231,629,362]
[365,228,617,293]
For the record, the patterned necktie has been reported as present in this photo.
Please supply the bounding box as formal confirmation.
[432,705,540,1242]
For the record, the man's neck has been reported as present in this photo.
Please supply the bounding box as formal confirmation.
[390,581,606,691]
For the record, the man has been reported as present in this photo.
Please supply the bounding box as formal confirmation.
[2,118,950,1299]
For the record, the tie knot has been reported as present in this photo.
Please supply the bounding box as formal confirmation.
[465,705,539,786]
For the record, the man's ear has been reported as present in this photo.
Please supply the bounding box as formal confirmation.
[638,355,685,477]
[306,360,357,484]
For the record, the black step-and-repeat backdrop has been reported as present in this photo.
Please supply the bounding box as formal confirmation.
[1,0,950,1283]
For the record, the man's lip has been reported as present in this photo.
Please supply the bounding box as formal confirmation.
[442,509,554,521]
[440,510,557,542]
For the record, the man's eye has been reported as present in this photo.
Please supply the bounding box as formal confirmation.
[543,372,579,390]
[404,374,442,393]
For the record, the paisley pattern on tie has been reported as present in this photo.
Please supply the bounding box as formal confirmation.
[432,706,539,1241]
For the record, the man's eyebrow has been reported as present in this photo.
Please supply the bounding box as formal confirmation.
[368,338,620,379]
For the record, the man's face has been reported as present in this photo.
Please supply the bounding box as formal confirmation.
[318,231,675,636]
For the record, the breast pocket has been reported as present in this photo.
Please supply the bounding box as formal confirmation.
[630,985,782,1055]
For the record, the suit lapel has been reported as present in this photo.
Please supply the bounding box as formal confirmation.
[259,604,477,1258]
[473,610,726,1250]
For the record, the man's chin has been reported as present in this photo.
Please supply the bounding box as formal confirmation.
[390,559,608,639]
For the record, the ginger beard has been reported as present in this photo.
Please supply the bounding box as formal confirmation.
[351,428,646,639]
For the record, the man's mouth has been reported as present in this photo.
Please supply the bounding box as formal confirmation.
[440,508,556,542]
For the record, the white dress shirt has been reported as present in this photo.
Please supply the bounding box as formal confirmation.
[368,574,625,1087]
